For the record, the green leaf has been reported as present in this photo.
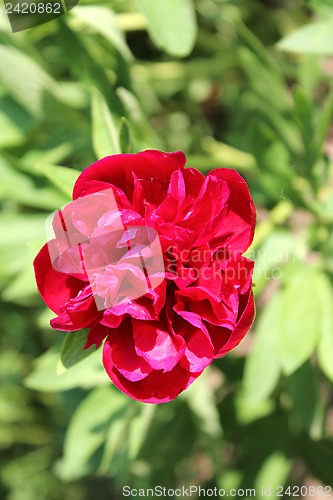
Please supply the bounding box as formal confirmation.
[58,330,96,374]
[59,385,129,480]
[91,88,121,159]
[254,452,291,493]
[0,97,34,148]
[24,344,108,392]
[0,213,46,284]
[0,45,58,117]
[235,392,275,424]
[316,90,333,152]
[317,276,333,383]
[71,6,132,61]
[248,231,304,294]
[300,436,333,485]
[286,361,318,431]
[128,404,156,459]
[278,266,325,374]
[243,293,282,405]
[293,86,314,146]
[2,261,38,305]
[182,368,222,437]
[98,400,135,475]
[238,46,289,112]
[119,117,132,154]
[33,164,80,199]
[277,20,333,55]
[135,0,197,57]
[200,137,257,173]
[0,156,69,210]
[116,87,161,148]
[304,0,333,14]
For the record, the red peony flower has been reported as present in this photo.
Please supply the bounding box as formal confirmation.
[34,150,256,403]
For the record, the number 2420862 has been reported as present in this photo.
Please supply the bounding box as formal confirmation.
[5,3,61,14]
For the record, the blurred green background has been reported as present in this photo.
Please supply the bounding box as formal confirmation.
[1,0,333,498]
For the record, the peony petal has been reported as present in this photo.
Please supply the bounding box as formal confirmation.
[104,321,153,382]
[178,176,229,245]
[179,326,214,373]
[155,169,186,222]
[34,243,85,315]
[73,150,186,202]
[78,180,132,210]
[102,360,178,403]
[50,287,102,331]
[141,364,192,400]
[208,168,256,254]
[85,322,111,349]
[175,286,238,329]
[101,299,156,324]
[206,325,232,357]
[222,256,254,294]
[132,319,185,372]
[215,288,255,357]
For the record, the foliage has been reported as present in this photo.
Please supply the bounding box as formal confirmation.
[0,0,333,498]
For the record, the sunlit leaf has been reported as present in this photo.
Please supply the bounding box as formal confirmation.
[33,164,80,199]
[278,266,325,374]
[278,20,333,55]
[58,330,96,374]
[243,294,281,405]
[0,45,58,117]
[24,344,108,392]
[317,275,333,383]
[91,88,120,159]
[135,0,197,56]
[59,385,129,479]
[182,368,222,437]
[254,452,291,493]
[0,156,69,210]
[119,117,132,153]
[285,361,319,431]
[71,6,132,61]
[128,404,156,459]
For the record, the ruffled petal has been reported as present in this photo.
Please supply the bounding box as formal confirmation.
[33,243,85,315]
[141,364,193,400]
[101,362,178,403]
[179,326,214,373]
[208,168,256,254]
[132,319,185,372]
[103,321,153,382]
[85,322,111,349]
[50,287,102,331]
[214,288,255,357]
[222,256,254,294]
[73,150,186,203]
